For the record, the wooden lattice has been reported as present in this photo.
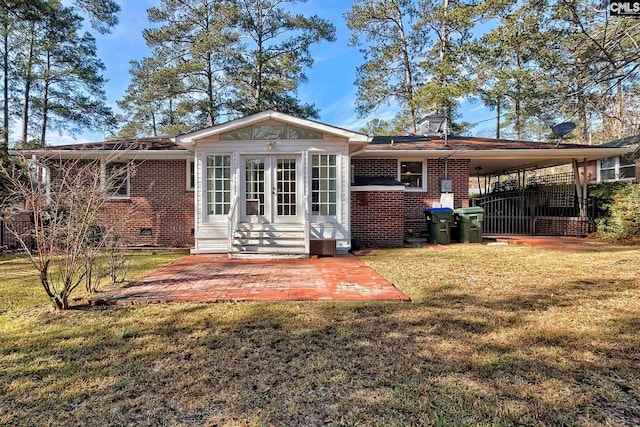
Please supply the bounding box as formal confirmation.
[538,184,575,207]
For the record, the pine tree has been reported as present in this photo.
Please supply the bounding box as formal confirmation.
[346,0,425,133]
[415,0,508,121]
[226,0,335,118]
[143,0,237,128]
[474,0,553,140]
[0,0,117,147]
[543,0,640,143]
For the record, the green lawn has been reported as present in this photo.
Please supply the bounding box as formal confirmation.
[1,243,639,426]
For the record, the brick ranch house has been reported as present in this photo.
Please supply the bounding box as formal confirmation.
[23,110,635,256]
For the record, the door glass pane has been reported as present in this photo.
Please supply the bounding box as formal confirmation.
[276,159,296,216]
[245,158,265,215]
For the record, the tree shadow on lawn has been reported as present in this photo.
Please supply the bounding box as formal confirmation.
[2,275,640,427]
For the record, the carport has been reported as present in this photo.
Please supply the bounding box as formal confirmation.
[463,140,635,236]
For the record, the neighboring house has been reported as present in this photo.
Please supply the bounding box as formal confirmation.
[23,110,634,256]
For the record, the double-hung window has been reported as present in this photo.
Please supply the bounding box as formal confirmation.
[599,155,636,182]
[186,159,195,191]
[399,160,425,189]
[105,162,130,198]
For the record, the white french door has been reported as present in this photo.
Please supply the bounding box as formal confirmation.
[241,155,302,223]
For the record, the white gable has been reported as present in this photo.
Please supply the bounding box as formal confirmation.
[174,110,370,147]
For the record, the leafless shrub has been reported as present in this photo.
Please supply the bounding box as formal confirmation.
[0,155,134,309]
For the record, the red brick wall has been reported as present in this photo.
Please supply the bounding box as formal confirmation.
[581,161,598,183]
[535,218,589,236]
[350,190,404,247]
[350,158,471,245]
[104,159,194,247]
[352,158,397,177]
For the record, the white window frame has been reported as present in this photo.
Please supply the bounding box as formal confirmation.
[104,161,130,199]
[311,153,340,221]
[205,154,232,219]
[598,155,636,182]
[186,159,195,191]
[398,159,427,191]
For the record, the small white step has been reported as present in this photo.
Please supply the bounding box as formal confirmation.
[233,238,305,247]
[230,222,307,258]
[235,230,304,239]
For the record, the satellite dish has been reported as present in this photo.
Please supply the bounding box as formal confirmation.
[550,121,576,147]
[551,122,576,137]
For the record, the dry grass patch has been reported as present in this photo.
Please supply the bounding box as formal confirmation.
[1,242,639,426]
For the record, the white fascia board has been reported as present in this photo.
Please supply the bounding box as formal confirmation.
[17,150,192,161]
[357,147,635,161]
[458,147,635,161]
[175,110,370,145]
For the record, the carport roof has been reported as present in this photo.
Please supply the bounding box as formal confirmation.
[359,135,635,176]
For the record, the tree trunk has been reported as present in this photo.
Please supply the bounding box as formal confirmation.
[204,5,215,127]
[151,111,157,136]
[514,98,521,140]
[496,101,501,139]
[577,91,588,144]
[395,2,416,134]
[2,16,9,151]
[40,50,51,145]
[21,23,36,145]
[206,52,214,127]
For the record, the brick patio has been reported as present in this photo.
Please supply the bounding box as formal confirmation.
[90,254,410,305]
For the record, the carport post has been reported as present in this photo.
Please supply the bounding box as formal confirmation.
[572,158,588,218]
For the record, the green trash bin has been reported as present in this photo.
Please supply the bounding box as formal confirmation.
[424,208,454,245]
[455,206,484,243]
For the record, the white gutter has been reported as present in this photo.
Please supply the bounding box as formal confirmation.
[15,149,192,160]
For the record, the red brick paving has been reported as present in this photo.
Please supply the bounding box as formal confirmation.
[90,254,410,305]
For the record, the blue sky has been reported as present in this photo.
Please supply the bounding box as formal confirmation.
[51,0,495,145]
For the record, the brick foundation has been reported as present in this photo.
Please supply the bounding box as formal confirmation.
[534,217,589,236]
